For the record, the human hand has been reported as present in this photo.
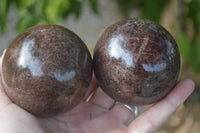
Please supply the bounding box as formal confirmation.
[0,51,195,133]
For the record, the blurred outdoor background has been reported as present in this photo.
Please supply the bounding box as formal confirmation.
[0,0,199,132]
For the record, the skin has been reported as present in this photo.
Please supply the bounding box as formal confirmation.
[0,50,195,133]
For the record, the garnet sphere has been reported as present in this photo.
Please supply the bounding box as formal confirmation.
[93,19,180,105]
[2,25,92,116]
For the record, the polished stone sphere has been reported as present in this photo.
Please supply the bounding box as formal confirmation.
[93,18,180,105]
[2,25,92,117]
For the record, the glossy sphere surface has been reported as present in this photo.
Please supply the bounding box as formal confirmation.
[2,25,92,116]
[93,19,180,105]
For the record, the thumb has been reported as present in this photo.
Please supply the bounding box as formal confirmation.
[127,79,195,133]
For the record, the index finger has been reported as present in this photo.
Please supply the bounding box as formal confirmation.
[127,79,195,133]
[0,50,13,111]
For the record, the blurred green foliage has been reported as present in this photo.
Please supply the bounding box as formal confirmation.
[178,0,200,73]
[116,0,170,22]
[0,0,200,74]
[0,0,98,32]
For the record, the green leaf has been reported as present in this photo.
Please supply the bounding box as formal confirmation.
[69,0,82,18]
[116,0,170,21]
[0,0,8,32]
[187,0,200,30]
[141,0,170,22]
[18,0,36,7]
[177,33,191,61]
[16,13,36,32]
[197,12,200,37]
[88,0,99,14]
[189,43,200,73]
[45,0,70,23]
[116,0,136,17]
[178,33,200,73]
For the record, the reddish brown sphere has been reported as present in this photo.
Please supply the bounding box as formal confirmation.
[93,19,180,105]
[1,25,92,117]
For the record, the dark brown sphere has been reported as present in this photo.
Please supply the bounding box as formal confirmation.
[2,25,92,117]
[93,18,180,105]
